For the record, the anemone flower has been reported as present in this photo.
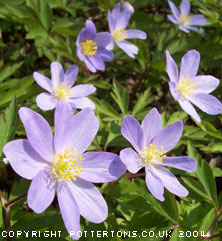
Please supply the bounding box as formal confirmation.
[107,2,147,58]
[166,50,222,122]
[168,0,206,33]
[120,108,197,201]
[4,102,126,240]
[76,20,114,73]
[34,62,96,110]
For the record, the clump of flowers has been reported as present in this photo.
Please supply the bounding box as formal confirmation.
[166,50,222,122]
[168,0,206,33]
[76,20,114,72]
[120,108,197,201]
[34,62,96,110]
[107,2,147,58]
[3,102,126,240]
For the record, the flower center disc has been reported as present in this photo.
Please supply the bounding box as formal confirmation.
[51,148,84,182]
[141,143,166,167]
[81,40,98,56]
[177,75,197,97]
[179,14,191,26]
[55,82,71,100]
[112,28,128,42]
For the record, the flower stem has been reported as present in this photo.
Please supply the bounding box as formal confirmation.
[4,192,27,208]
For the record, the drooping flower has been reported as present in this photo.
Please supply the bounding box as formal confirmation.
[3,102,126,240]
[76,20,114,73]
[168,0,206,33]
[107,2,147,58]
[120,108,197,201]
[34,62,96,111]
[166,50,222,122]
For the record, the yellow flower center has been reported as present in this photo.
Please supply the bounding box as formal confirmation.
[51,148,84,182]
[81,40,98,56]
[112,27,128,42]
[55,82,71,100]
[177,75,197,97]
[141,142,166,167]
[179,14,191,26]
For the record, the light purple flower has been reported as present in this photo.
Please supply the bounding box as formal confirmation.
[34,62,96,111]
[107,3,147,58]
[120,108,197,202]
[3,102,126,240]
[166,50,222,122]
[168,0,206,33]
[76,20,114,73]
[122,1,135,14]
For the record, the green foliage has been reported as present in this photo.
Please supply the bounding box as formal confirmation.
[0,0,221,240]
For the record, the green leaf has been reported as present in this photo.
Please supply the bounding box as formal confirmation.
[166,111,187,125]
[0,62,23,82]
[0,97,18,158]
[110,81,129,114]
[188,142,218,208]
[40,0,52,31]
[200,143,222,153]
[132,88,152,116]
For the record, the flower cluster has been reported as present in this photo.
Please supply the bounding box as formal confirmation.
[3,1,222,241]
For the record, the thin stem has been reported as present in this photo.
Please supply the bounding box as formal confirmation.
[201,233,222,240]
[4,193,27,208]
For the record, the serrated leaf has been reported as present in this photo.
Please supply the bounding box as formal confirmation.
[40,0,52,31]
[0,97,18,158]
[0,62,23,82]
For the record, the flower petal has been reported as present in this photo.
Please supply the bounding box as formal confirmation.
[33,72,52,93]
[54,101,75,153]
[3,139,47,180]
[151,121,183,153]
[167,14,179,24]
[65,108,99,154]
[193,75,219,94]
[83,56,97,73]
[108,10,115,32]
[115,10,131,29]
[68,97,95,110]
[179,1,190,15]
[57,183,80,240]
[111,2,121,18]
[70,84,96,98]
[27,169,56,213]
[95,32,112,47]
[88,55,105,71]
[36,93,56,111]
[179,25,190,33]
[19,107,54,161]
[166,50,179,83]
[122,1,135,14]
[180,50,200,79]
[153,165,188,197]
[168,0,180,20]
[64,65,78,87]
[67,178,108,223]
[84,20,97,40]
[120,148,144,174]
[77,46,85,61]
[178,98,201,122]
[169,81,181,100]
[162,156,197,172]
[80,152,126,182]
[145,166,164,201]
[141,108,162,147]
[121,115,144,153]
[98,47,114,61]
[51,62,64,89]
[189,93,222,115]
[189,15,206,26]
[116,40,138,58]
[126,30,147,39]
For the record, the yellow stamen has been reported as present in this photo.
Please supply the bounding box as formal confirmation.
[176,74,197,97]
[81,40,98,56]
[112,27,128,42]
[51,148,84,182]
[179,13,191,26]
[141,144,166,166]
[55,82,71,100]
